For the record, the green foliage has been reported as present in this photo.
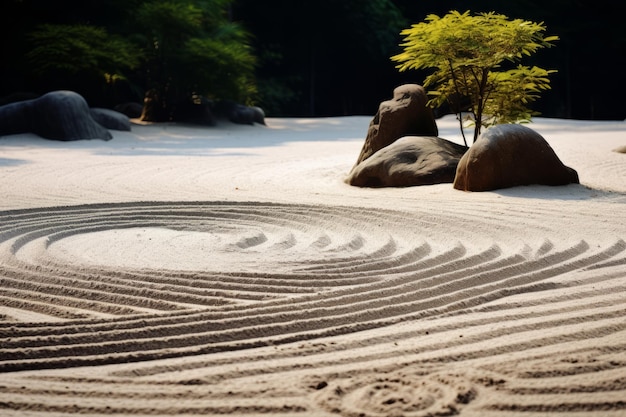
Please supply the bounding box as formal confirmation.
[136,1,204,49]
[16,0,255,118]
[183,35,256,102]
[27,24,139,78]
[392,10,558,144]
[483,65,555,125]
[136,0,257,120]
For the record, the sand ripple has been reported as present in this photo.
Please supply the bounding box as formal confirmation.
[0,200,625,415]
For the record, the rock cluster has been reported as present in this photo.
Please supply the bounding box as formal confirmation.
[346,84,458,187]
[0,91,267,141]
[348,84,579,191]
[171,97,266,126]
[0,91,129,141]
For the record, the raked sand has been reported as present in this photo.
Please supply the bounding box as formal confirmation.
[0,115,625,416]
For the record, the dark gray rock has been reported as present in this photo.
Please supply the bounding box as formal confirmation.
[352,84,438,168]
[454,124,579,191]
[347,136,467,187]
[250,106,266,125]
[114,102,143,119]
[215,100,266,125]
[0,90,112,141]
[228,104,265,125]
[90,108,131,131]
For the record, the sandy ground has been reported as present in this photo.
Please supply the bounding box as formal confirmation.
[0,114,625,416]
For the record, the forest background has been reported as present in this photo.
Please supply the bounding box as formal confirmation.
[1,0,623,121]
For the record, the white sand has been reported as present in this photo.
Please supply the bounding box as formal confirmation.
[0,115,625,416]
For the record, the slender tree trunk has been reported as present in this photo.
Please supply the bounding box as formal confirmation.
[473,68,490,143]
[448,60,468,147]
[140,87,172,122]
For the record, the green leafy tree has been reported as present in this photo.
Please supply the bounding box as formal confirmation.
[137,0,256,122]
[8,0,255,119]
[392,10,558,145]
[26,24,140,103]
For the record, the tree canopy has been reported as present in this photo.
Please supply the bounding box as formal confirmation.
[392,10,558,143]
[1,0,256,121]
[134,0,256,121]
[0,0,623,120]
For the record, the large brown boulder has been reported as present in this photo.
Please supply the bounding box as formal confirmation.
[352,84,438,168]
[453,124,579,191]
[347,136,468,187]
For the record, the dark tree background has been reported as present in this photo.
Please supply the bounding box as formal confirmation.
[233,0,625,119]
[0,0,141,107]
[231,0,407,116]
[1,0,624,120]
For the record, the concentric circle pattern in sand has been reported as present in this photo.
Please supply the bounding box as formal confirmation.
[1,200,625,416]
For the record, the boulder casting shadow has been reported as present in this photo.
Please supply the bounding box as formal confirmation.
[347,84,454,187]
[346,85,579,191]
[0,91,124,141]
[454,124,579,191]
[346,136,468,187]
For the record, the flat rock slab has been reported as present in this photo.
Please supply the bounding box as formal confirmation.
[347,136,468,187]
